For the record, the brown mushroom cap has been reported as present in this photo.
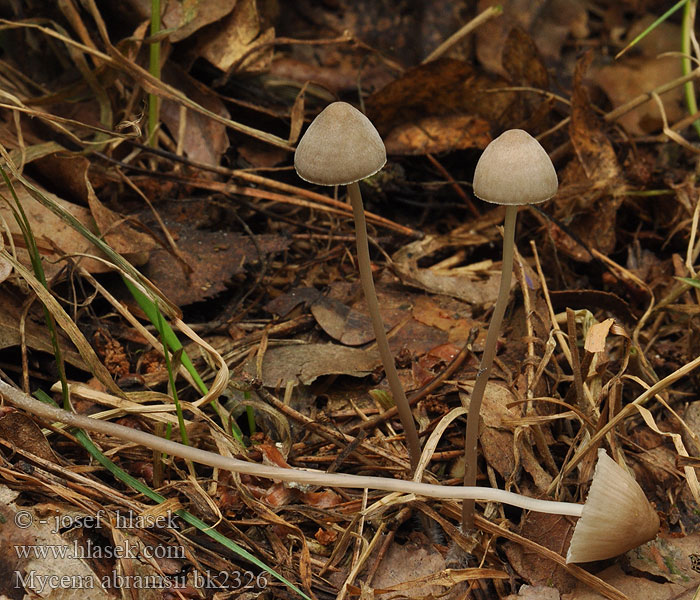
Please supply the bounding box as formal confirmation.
[473,129,558,205]
[566,449,659,563]
[294,102,387,186]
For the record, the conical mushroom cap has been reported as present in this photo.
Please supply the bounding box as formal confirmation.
[294,102,387,186]
[566,449,659,563]
[473,129,558,205]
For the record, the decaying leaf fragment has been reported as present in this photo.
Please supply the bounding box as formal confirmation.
[0,180,155,277]
[549,52,625,261]
[243,343,382,387]
[392,234,511,305]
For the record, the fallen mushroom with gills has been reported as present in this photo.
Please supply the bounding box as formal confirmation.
[294,101,422,472]
[0,379,659,563]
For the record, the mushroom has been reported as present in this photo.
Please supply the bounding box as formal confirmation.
[294,102,422,471]
[462,129,559,528]
[566,449,660,563]
[0,379,658,563]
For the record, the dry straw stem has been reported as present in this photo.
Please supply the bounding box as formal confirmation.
[0,18,291,150]
[0,249,124,396]
[422,5,502,63]
[116,139,419,235]
[548,352,700,494]
[604,66,700,124]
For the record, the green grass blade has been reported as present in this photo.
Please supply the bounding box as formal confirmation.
[615,0,688,59]
[32,390,310,599]
[677,276,700,288]
[155,309,190,447]
[682,0,700,137]
[124,278,208,394]
[0,167,71,409]
[149,0,161,146]
[122,279,244,444]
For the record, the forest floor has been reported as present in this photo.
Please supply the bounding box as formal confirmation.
[0,1,699,599]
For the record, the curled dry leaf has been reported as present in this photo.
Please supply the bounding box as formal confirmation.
[0,256,10,283]
[197,0,275,74]
[309,294,375,346]
[583,317,615,353]
[460,383,519,480]
[476,0,588,76]
[122,0,237,42]
[392,234,510,306]
[551,52,625,261]
[243,343,382,387]
[0,410,61,463]
[160,64,231,167]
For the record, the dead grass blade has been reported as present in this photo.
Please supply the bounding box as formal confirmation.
[0,249,123,395]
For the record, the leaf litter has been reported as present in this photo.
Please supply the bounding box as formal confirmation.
[0,2,700,600]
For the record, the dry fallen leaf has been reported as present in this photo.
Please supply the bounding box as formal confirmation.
[383,114,491,155]
[504,512,578,595]
[584,318,615,353]
[0,256,11,283]
[366,58,512,137]
[460,382,520,479]
[0,484,111,600]
[244,343,382,387]
[121,0,238,42]
[393,234,509,306]
[309,294,375,346]
[142,225,290,307]
[0,182,153,277]
[476,0,588,76]
[552,52,625,261]
[0,287,86,368]
[196,0,275,74]
[564,534,700,599]
[594,17,684,136]
[366,540,461,599]
[160,64,231,167]
[0,409,60,463]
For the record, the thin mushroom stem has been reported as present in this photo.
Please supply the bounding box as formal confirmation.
[0,378,583,516]
[462,204,518,530]
[348,181,422,472]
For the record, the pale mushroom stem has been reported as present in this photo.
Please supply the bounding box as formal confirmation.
[462,204,518,530]
[348,181,422,472]
[0,377,581,515]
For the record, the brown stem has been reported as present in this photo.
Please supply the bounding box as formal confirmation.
[462,204,517,530]
[348,181,422,472]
